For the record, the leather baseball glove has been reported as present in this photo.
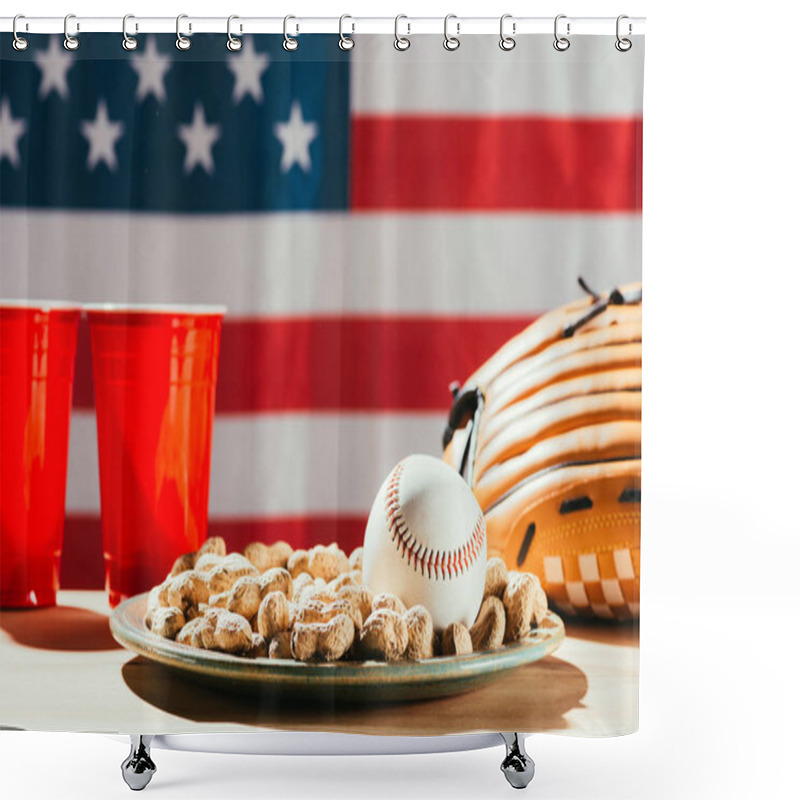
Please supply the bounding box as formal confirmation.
[443,279,641,620]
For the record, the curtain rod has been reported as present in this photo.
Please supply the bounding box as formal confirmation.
[1,16,646,36]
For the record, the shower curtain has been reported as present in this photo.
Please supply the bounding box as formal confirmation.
[0,28,643,737]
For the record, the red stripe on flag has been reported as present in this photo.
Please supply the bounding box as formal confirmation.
[351,115,643,211]
[72,315,534,412]
[60,514,367,590]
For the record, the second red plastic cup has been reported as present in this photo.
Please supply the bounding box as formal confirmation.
[85,305,225,607]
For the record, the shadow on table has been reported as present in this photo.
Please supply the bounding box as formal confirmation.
[563,617,639,648]
[121,655,588,735]
[0,605,120,652]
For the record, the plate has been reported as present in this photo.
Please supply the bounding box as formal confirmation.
[111,594,565,703]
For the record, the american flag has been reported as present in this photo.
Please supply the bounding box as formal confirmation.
[0,32,643,589]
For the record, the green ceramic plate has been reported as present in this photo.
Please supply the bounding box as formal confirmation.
[111,594,565,703]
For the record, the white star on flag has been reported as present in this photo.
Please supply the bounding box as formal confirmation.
[34,36,74,100]
[177,104,221,175]
[131,37,171,104]
[0,98,27,168]
[228,37,270,104]
[274,101,318,174]
[80,100,124,171]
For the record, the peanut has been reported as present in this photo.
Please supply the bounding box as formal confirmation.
[286,549,309,578]
[213,611,254,653]
[243,540,293,572]
[227,576,262,620]
[197,608,253,653]
[337,585,374,622]
[291,572,314,600]
[190,620,208,648]
[150,606,186,639]
[503,572,537,642]
[198,608,227,649]
[244,633,268,659]
[157,580,171,607]
[527,573,548,626]
[175,616,206,647]
[294,598,336,624]
[308,544,349,582]
[209,590,231,608]
[145,585,163,628]
[349,546,364,572]
[469,596,506,651]
[257,567,293,599]
[296,598,363,633]
[197,536,226,558]
[291,615,355,662]
[167,570,210,613]
[404,605,434,660]
[441,623,473,656]
[360,608,409,661]
[268,630,293,659]
[257,591,292,639]
[208,553,258,594]
[484,557,509,599]
[194,552,223,572]
[169,552,196,578]
[327,570,361,594]
[372,592,407,615]
[295,580,336,608]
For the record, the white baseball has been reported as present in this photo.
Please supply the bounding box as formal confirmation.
[362,454,487,630]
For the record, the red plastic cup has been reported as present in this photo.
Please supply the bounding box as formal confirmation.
[85,305,225,607]
[1,301,81,608]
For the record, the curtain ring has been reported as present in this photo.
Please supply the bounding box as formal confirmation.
[64,13,80,51]
[227,15,242,51]
[443,14,460,51]
[339,14,354,50]
[122,14,138,51]
[499,14,516,51]
[283,15,299,51]
[394,15,410,51]
[553,14,570,51]
[176,14,191,50]
[12,15,28,51]
[615,15,632,52]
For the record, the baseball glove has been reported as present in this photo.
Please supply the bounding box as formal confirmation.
[443,279,641,620]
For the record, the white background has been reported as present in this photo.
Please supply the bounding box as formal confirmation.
[2,1,799,798]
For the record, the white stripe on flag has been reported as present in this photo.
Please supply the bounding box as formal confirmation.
[1,210,641,316]
[352,34,645,117]
[66,411,444,516]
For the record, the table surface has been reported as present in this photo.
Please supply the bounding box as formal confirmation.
[0,591,638,737]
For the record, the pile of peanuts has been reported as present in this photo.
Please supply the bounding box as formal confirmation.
[144,537,549,663]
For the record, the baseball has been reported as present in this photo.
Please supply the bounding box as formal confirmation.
[362,454,487,630]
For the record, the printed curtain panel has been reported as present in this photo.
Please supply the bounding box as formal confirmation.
[0,31,643,738]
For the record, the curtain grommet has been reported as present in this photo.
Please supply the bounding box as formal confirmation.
[283,15,299,51]
[227,15,242,52]
[553,14,570,51]
[64,13,80,51]
[499,14,516,51]
[615,15,632,51]
[122,14,138,51]
[394,15,410,51]
[443,14,460,51]
[176,14,191,51]
[339,14,355,50]
[12,14,29,51]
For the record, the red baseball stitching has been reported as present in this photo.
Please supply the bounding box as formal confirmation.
[384,460,486,581]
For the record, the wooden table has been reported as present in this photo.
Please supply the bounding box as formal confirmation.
[0,591,638,736]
